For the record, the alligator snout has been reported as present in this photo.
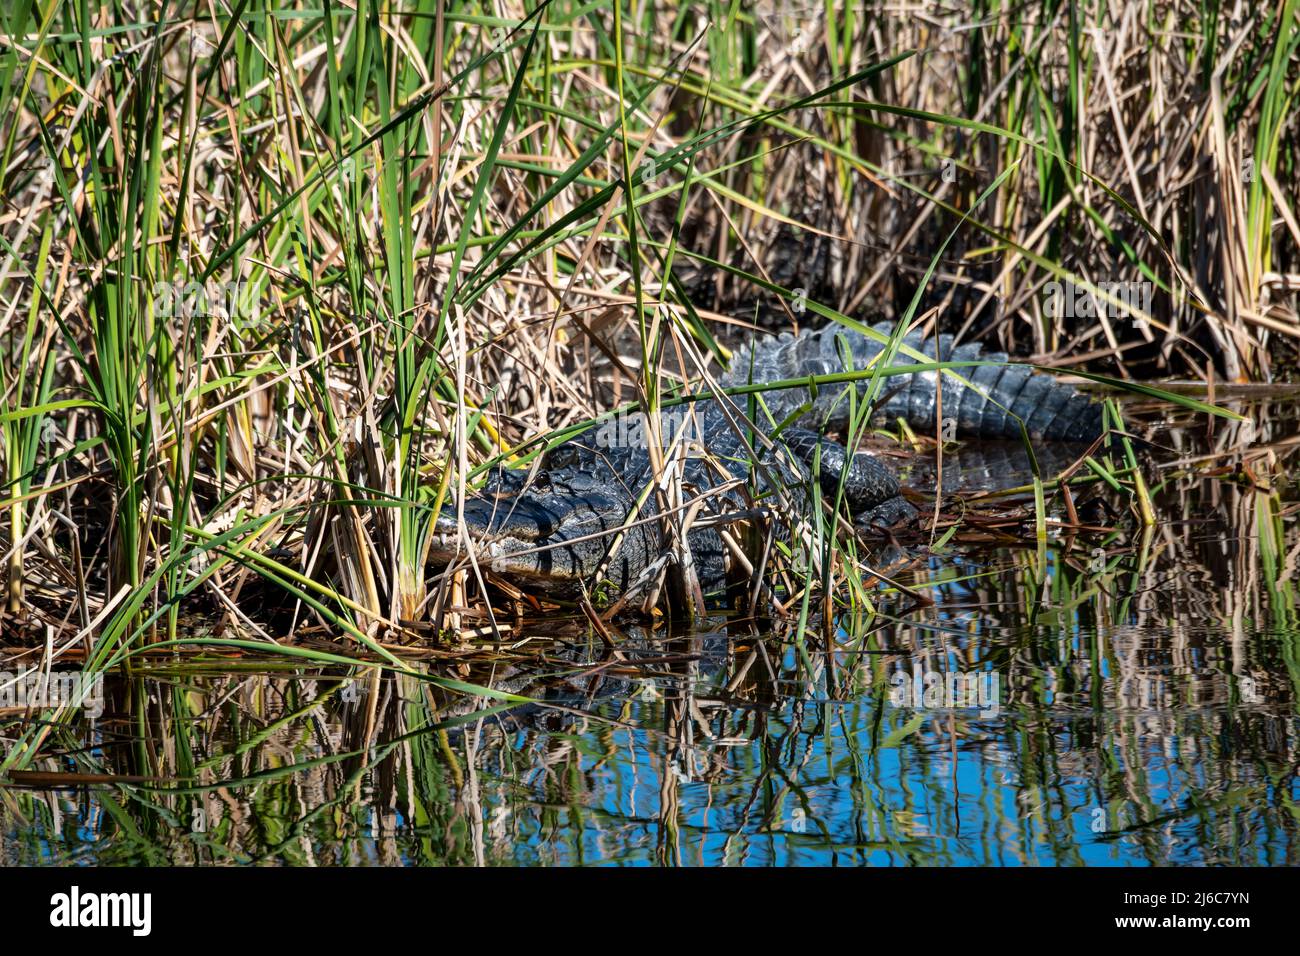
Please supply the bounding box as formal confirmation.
[433,494,557,542]
[429,478,642,586]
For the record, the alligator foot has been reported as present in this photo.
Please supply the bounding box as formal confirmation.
[854,495,919,531]
[780,427,902,513]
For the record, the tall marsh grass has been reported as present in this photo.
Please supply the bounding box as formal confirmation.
[0,2,1294,667]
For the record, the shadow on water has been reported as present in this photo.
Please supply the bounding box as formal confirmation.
[2,393,1298,865]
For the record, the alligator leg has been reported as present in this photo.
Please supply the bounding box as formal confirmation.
[780,428,916,525]
[853,493,919,529]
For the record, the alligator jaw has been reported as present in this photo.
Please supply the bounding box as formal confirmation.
[429,498,563,583]
[428,483,637,586]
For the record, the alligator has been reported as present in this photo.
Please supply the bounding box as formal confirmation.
[429,320,1103,604]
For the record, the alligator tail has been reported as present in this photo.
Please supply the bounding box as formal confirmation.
[725,321,1103,442]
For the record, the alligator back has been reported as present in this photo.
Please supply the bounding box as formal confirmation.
[719,321,1103,442]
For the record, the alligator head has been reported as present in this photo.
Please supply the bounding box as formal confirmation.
[429,470,657,590]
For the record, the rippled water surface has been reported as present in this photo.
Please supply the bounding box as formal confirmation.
[3,395,1298,865]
